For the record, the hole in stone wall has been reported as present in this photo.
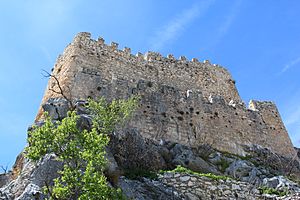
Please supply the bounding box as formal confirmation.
[97,87,102,91]
[186,112,189,115]
[147,105,150,108]
[196,111,200,115]
[177,116,183,121]
[147,82,153,87]
[143,111,147,114]
[235,113,238,115]
[189,107,194,112]
[161,112,167,117]
[177,111,184,115]
[225,125,228,128]
[214,112,218,117]
[189,123,193,127]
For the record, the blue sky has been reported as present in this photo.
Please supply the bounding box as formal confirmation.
[0,0,300,169]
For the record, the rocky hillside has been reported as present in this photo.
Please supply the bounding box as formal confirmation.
[1,98,300,199]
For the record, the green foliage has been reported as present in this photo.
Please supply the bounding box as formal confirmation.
[215,158,230,173]
[25,96,138,200]
[160,165,231,181]
[259,186,288,197]
[124,168,158,180]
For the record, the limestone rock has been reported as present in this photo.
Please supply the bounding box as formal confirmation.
[170,143,219,174]
[118,177,183,200]
[0,154,62,199]
[42,98,69,120]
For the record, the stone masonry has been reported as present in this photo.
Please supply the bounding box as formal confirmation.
[36,32,296,159]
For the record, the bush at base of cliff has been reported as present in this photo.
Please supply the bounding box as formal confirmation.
[25,97,138,200]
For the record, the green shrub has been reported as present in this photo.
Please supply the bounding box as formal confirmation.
[26,97,138,200]
[124,168,158,180]
[259,186,288,197]
[160,165,231,181]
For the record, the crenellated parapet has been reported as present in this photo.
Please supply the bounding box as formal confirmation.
[73,32,225,69]
[69,32,241,103]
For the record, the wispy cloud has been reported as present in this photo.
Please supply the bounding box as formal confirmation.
[218,0,242,37]
[285,105,300,126]
[208,0,242,49]
[40,46,54,64]
[149,1,215,51]
[281,56,300,74]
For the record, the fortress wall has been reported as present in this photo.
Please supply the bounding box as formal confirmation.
[36,32,296,158]
[68,32,241,103]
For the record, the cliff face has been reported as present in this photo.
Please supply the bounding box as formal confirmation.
[37,32,296,158]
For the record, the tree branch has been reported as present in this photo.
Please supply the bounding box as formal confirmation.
[42,70,74,109]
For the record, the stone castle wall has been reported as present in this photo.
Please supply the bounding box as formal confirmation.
[37,32,296,158]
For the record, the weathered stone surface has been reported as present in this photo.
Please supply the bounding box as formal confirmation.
[118,177,183,200]
[0,174,10,189]
[159,172,263,199]
[170,143,219,174]
[35,32,296,159]
[263,176,300,193]
[42,98,69,120]
[109,128,168,171]
[0,154,62,200]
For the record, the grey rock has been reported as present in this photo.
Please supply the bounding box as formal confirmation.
[77,114,93,131]
[118,177,183,200]
[0,154,62,199]
[75,100,89,115]
[262,176,300,193]
[225,159,265,184]
[171,144,219,174]
[109,128,167,171]
[0,174,10,189]
[16,184,43,200]
[42,98,69,120]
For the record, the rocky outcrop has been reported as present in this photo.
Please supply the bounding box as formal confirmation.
[0,154,62,200]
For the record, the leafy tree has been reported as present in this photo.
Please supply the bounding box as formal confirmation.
[25,97,138,200]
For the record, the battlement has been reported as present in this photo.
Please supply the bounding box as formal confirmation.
[67,32,241,103]
[73,32,217,66]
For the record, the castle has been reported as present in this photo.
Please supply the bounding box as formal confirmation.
[37,32,296,159]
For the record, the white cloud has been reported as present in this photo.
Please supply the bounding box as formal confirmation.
[281,56,300,73]
[149,1,215,51]
[285,105,300,126]
[210,0,242,48]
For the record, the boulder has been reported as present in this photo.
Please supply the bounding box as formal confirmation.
[0,154,62,199]
[42,98,69,120]
[262,176,300,193]
[170,143,219,174]
[109,128,168,171]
